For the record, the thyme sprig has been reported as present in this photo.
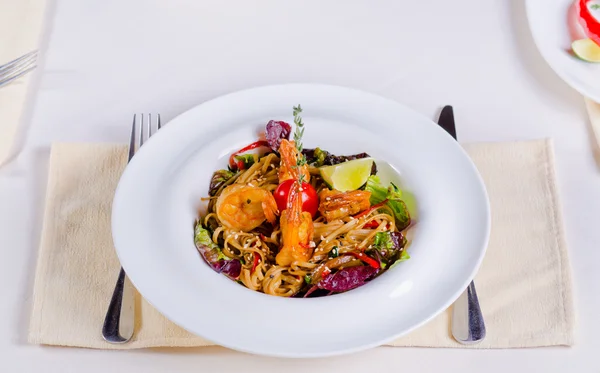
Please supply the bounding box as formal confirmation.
[292,104,308,184]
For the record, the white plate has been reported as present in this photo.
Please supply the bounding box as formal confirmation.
[526,0,600,101]
[111,84,490,358]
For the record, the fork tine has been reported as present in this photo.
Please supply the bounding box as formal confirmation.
[147,114,152,137]
[134,114,161,150]
[0,57,36,79]
[0,51,37,72]
[0,65,36,88]
[139,114,144,148]
[129,115,137,159]
[0,51,38,87]
[0,57,35,76]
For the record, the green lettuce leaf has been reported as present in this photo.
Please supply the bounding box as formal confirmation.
[208,169,235,196]
[389,250,410,270]
[234,154,256,169]
[365,175,387,204]
[373,232,394,250]
[194,222,228,261]
[364,176,411,230]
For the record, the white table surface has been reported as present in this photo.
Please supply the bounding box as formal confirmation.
[1,0,599,371]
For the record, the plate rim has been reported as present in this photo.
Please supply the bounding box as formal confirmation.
[111,83,491,357]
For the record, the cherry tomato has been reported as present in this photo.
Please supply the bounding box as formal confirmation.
[273,179,319,217]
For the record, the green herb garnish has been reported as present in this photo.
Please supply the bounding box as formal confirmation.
[292,104,308,185]
[293,105,305,152]
[328,246,339,258]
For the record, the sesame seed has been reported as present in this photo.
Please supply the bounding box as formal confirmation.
[320,235,325,240]
[325,197,331,201]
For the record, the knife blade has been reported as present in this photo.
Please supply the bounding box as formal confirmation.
[437,105,486,345]
[438,105,457,140]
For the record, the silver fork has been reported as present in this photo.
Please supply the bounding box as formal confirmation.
[0,50,37,88]
[102,113,161,344]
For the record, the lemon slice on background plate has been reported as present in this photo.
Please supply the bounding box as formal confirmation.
[572,38,600,62]
[319,158,374,191]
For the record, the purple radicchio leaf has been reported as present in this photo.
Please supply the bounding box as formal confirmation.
[390,231,407,250]
[217,259,242,279]
[203,254,241,279]
[196,242,242,279]
[317,266,379,292]
[265,120,291,151]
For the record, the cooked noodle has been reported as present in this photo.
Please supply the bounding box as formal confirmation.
[199,152,406,297]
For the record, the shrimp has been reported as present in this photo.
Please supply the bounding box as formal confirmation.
[278,139,310,183]
[318,189,371,222]
[276,181,314,266]
[215,184,278,232]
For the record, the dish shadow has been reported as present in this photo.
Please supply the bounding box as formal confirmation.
[14,147,51,344]
[584,100,600,171]
[11,0,59,345]
[508,0,581,108]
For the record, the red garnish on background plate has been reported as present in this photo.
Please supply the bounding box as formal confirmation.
[577,0,600,46]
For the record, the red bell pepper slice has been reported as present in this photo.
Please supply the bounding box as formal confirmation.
[228,140,270,170]
[363,220,379,229]
[251,252,260,273]
[349,252,380,269]
[353,199,388,220]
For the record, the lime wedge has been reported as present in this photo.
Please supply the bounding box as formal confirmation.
[572,38,600,62]
[319,158,374,192]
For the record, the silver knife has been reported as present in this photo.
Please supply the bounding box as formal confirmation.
[438,105,486,345]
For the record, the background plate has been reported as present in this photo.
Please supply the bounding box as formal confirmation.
[527,0,600,102]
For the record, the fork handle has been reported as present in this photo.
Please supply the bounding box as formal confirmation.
[451,281,486,344]
[102,267,135,343]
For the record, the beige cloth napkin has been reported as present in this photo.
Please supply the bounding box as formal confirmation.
[28,140,575,349]
[0,0,47,164]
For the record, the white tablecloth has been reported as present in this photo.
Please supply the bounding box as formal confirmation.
[1,0,599,372]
